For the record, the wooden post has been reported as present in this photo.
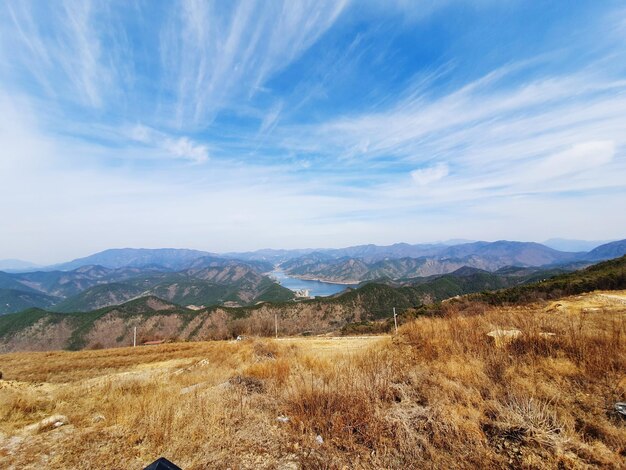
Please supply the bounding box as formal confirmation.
[393,307,398,334]
[133,326,137,347]
[275,314,278,339]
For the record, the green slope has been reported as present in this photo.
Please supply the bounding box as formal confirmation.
[469,255,626,304]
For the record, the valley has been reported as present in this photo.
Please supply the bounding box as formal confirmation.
[1,239,624,317]
[0,253,624,353]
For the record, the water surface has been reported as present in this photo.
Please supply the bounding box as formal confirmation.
[271,269,351,297]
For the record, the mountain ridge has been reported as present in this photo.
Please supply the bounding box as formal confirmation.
[1,239,623,315]
[1,256,624,353]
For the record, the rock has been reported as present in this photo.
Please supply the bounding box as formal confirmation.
[44,415,68,429]
[276,415,290,423]
[539,332,557,338]
[615,402,626,417]
[24,414,69,433]
[486,329,522,347]
[315,434,324,445]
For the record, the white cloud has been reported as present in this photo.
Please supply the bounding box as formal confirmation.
[130,124,209,164]
[535,141,615,180]
[164,137,209,164]
[411,162,449,186]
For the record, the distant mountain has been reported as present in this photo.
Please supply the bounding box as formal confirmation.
[323,243,447,262]
[223,248,319,264]
[437,241,579,266]
[583,239,626,261]
[52,248,216,271]
[0,259,41,272]
[187,256,274,273]
[35,239,625,273]
[439,239,477,245]
[224,240,586,265]
[281,241,584,283]
[543,238,611,252]
[282,256,370,283]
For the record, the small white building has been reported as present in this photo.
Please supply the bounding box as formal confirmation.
[294,289,311,298]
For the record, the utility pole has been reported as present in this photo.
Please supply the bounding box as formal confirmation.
[133,326,137,347]
[393,307,398,334]
[275,314,278,339]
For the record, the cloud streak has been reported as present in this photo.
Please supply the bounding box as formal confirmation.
[162,0,349,125]
[2,0,109,106]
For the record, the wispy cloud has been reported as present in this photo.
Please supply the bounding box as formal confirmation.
[2,0,108,106]
[534,141,615,180]
[162,0,349,125]
[275,63,626,204]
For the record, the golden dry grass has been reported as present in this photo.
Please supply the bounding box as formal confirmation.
[1,291,625,469]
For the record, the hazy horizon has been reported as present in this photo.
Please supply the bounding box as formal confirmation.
[0,237,619,267]
[1,1,625,264]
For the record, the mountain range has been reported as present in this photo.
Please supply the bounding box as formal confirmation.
[0,259,292,315]
[1,255,624,353]
[0,239,624,316]
[280,239,626,283]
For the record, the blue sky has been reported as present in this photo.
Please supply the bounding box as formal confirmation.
[1,0,625,263]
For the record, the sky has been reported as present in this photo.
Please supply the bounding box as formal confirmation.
[1,0,625,264]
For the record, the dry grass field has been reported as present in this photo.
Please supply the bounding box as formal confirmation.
[1,291,625,469]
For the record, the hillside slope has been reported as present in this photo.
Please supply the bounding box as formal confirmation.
[0,261,593,352]
[0,291,624,468]
[584,239,626,261]
[469,255,626,304]
[0,289,60,314]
